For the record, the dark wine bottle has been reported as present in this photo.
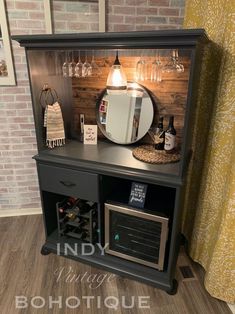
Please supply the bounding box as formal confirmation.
[81,231,89,240]
[164,116,176,153]
[58,197,77,213]
[156,116,163,133]
[77,200,91,213]
[155,116,165,150]
[67,197,77,207]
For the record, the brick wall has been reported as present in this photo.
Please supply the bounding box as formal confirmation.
[107,0,185,31]
[0,0,185,213]
[52,1,99,33]
[0,0,46,212]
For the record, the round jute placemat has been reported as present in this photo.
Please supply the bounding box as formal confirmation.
[132,145,180,164]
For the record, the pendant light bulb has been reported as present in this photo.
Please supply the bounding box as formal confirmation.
[106,51,127,95]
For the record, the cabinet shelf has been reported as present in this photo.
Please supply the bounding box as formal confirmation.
[35,140,184,186]
[103,176,176,217]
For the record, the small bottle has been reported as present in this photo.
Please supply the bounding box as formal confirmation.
[164,116,176,153]
[155,117,165,150]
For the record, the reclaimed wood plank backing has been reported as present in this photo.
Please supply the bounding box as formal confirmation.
[71,56,190,144]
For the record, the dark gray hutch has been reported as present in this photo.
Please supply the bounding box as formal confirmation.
[13,30,209,294]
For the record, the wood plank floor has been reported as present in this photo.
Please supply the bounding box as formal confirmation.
[0,215,231,314]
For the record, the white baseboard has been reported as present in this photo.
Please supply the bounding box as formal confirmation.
[0,208,42,217]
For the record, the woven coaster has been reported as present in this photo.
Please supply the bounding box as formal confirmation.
[132,145,180,164]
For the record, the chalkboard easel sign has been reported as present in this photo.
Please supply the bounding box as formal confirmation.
[128,182,148,208]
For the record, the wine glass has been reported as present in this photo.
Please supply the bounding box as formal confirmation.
[68,51,76,77]
[101,50,111,68]
[151,50,162,82]
[175,49,184,73]
[62,51,69,77]
[148,126,158,149]
[82,52,91,77]
[90,50,101,77]
[75,51,83,77]
[163,49,184,73]
[135,51,147,81]
[163,49,176,73]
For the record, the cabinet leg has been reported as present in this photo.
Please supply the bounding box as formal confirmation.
[40,245,51,256]
[166,279,178,295]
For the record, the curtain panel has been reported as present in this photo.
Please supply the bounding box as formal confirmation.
[182,0,235,303]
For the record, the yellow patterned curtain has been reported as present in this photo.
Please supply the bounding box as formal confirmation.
[182,0,235,303]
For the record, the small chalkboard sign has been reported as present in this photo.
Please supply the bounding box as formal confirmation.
[128,182,148,208]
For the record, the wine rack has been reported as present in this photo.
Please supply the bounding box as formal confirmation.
[56,197,98,244]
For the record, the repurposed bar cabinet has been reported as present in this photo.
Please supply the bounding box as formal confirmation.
[13,29,209,294]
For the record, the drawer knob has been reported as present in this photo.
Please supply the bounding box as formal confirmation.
[59,180,76,187]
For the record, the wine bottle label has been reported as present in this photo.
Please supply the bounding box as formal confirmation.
[164,133,175,150]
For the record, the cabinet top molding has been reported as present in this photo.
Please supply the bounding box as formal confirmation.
[12,29,209,49]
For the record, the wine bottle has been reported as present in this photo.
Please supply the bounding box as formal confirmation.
[77,200,91,213]
[81,231,89,240]
[156,116,163,134]
[81,218,89,226]
[164,116,176,153]
[64,211,77,222]
[58,197,77,213]
[155,116,165,150]
[64,197,77,208]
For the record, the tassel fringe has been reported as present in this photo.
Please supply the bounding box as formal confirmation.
[46,138,66,149]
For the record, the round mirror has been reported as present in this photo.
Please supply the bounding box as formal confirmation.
[96,82,154,144]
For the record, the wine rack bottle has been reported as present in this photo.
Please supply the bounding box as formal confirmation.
[58,197,77,213]
[57,197,98,244]
[73,199,90,214]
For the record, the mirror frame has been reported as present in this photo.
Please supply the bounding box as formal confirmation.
[0,0,15,85]
[96,83,155,145]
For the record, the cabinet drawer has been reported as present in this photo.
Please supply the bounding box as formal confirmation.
[38,164,99,202]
